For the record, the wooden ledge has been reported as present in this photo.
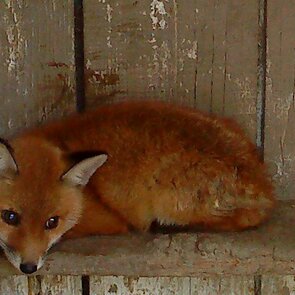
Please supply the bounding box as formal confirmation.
[0,201,294,276]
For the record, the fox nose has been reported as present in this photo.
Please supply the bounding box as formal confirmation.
[20,263,37,274]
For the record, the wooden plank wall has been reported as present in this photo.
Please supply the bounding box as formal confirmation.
[0,0,75,136]
[0,0,294,294]
[84,0,258,141]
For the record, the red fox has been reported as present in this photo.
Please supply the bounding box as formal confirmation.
[0,101,275,274]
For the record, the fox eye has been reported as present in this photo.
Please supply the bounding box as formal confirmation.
[45,216,59,230]
[1,210,20,226]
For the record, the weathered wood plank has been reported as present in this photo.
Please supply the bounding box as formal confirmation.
[0,0,75,137]
[28,275,82,295]
[261,276,295,294]
[0,201,293,276]
[90,276,190,295]
[176,0,258,139]
[190,276,254,295]
[217,0,258,139]
[84,0,175,106]
[84,0,259,139]
[0,275,28,295]
[27,276,41,295]
[265,0,295,200]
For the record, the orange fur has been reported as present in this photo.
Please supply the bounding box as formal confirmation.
[0,101,276,272]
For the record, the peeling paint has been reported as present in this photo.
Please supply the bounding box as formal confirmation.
[148,41,171,88]
[106,3,113,23]
[150,0,169,30]
[187,41,198,59]
[148,34,157,44]
[87,69,119,87]
[86,59,92,69]
[273,154,294,177]
[271,93,295,190]
[274,93,294,119]
[107,35,112,48]
[4,2,25,77]
[1,0,75,137]
[235,77,252,100]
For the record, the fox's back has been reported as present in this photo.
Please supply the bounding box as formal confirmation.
[25,101,257,163]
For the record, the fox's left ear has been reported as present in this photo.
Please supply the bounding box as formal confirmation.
[0,139,18,179]
[61,154,108,186]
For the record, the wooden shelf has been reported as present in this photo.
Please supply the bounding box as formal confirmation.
[0,201,294,276]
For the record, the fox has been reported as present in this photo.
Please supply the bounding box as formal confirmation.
[0,101,275,274]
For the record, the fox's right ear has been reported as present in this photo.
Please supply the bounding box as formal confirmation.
[0,139,18,179]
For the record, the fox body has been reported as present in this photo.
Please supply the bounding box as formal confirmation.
[0,101,275,273]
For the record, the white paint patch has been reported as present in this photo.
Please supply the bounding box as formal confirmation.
[106,3,113,23]
[4,1,25,78]
[234,77,256,114]
[187,41,198,59]
[271,92,295,186]
[148,41,171,81]
[107,35,112,48]
[148,35,157,44]
[150,0,169,30]
[102,3,113,48]
[8,118,14,129]
[86,59,92,69]
[52,0,56,11]
[274,93,294,119]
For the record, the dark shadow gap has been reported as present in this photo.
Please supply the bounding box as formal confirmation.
[74,0,86,112]
[82,275,90,295]
[254,275,262,295]
[256,0,267,161]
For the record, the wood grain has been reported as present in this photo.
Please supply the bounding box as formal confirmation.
[90,275,255,294]
[27,275,82,295]
[265,0,295,200]
[190,276,254,295]
[28,276,83,295]
[90,276,190,295]
[84,0,259,140]
[0,275,28,295]
[39,275,82,295]
[0,0,75,137]
[261,276,295,294]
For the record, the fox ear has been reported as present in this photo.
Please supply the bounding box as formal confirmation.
[0,139,18,179]
[61,154,108,186]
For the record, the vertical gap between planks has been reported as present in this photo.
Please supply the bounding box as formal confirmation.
[254,275,262,295]
[82,275,90,295]
[256,0,267,160]
[74,0,86,112]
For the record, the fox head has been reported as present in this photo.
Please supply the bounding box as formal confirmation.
[0,138,107,274]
